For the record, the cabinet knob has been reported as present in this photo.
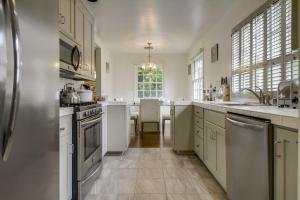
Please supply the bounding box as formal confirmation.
[196,145,200,148]
[61,15,65,24]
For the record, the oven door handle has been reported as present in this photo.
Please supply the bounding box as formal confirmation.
[81,117,101,127]
[82,162,102,184]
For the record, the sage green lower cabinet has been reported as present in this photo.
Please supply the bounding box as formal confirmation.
[274,127,298,200]
[204,121,217,171]
[193,106,204,159]
[194,134,204,160]
[171,105,193,151]
[204,109,226,190]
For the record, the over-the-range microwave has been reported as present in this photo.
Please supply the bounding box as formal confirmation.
[59,34,83,74]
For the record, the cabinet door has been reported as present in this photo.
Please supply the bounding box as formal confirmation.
[275,128,298,200]
[59,0,75,38]
[194,134,204,160]
[216,126,226,189]
[173,106,193,151]
[60,133,73,200]
[204,121,217,172]
[83,13,94,77]
[75,0,84,47]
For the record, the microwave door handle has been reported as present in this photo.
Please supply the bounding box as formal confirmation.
[2,0,21,162]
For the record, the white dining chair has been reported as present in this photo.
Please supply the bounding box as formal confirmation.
[139,99,160,133]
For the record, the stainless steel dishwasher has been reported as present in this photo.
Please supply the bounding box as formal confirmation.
[225,113,273,200]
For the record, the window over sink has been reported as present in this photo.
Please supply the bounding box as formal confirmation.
[231,0,299,94]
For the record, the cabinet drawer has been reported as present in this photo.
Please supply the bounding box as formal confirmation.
[194,116,203,128]
[59,115,72,136]
[194,106,203,118]
[194,126,204,138]
[204,109,225,128]
[194,134,204,160]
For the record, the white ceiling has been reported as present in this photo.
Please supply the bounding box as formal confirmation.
[85,0,236,54]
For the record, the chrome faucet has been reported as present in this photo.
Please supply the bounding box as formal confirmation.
[241,87,271,105]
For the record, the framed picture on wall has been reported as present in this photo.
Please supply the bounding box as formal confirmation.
[188,64,191,75]
[211,43,218,63]
[106,62,110,73]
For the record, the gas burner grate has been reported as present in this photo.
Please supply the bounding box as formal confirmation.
[60,101,97,107]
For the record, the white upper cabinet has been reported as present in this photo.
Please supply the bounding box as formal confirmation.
[83,11,94,78]
[59,0,75,38]
[59,0,95,80]
[74,0,84,47]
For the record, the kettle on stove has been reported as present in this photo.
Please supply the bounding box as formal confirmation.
[60,83,81,104]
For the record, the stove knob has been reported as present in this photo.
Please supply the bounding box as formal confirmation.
[83,112,88,117]
[292,97,298,104]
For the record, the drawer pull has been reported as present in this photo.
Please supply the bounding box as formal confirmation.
[60,127,66,131]
[196,145,199,148]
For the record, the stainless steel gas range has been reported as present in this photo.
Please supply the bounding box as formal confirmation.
[64,102,103,200]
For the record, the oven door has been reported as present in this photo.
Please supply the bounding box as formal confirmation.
[78,114,102,181]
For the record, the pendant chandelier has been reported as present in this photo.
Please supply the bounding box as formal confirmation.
[141,42,157,69]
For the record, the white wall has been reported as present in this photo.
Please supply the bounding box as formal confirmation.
[187,0,267,99]
[111,53,189,101]
[94,33,113,99]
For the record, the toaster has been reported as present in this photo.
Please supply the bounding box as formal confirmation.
[277,79,299,109]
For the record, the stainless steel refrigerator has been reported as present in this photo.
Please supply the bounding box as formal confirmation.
[0,0,59,199]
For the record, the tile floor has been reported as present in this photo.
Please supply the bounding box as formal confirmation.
[85,148,228,200]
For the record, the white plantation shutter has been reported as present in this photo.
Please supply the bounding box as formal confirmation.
[241,24,251,68]
[241,72,251,89]
[267,1,282,60]
[267,63,282,91]
[252,68,264,90]
[285,59,299,80]
[285,0,292,54]
[232,74,240,93]
[231,31,240,92]
[193,52,204,100]
[284,0,299,80]
[266,1,282,92]
[252,14,265,65]
[231,0,298,94]
[232,32,240,71]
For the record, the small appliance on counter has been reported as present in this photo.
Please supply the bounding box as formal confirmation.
[277,79,298,109]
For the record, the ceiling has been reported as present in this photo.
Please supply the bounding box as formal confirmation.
[85,0,237,54]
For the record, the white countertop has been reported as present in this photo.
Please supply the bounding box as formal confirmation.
[193,101,298,130]
[59,107,74,117]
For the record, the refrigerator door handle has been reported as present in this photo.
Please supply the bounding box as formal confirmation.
[2,0,21,162]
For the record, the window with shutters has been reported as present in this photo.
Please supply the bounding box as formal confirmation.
[231,0,299,94]
[193,52,204,100]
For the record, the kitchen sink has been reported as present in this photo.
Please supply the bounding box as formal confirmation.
[210,102,263,106]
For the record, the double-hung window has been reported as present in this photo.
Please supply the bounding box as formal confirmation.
[193,52,204,100]
[231,0,299,94]
[136,66,164,98]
